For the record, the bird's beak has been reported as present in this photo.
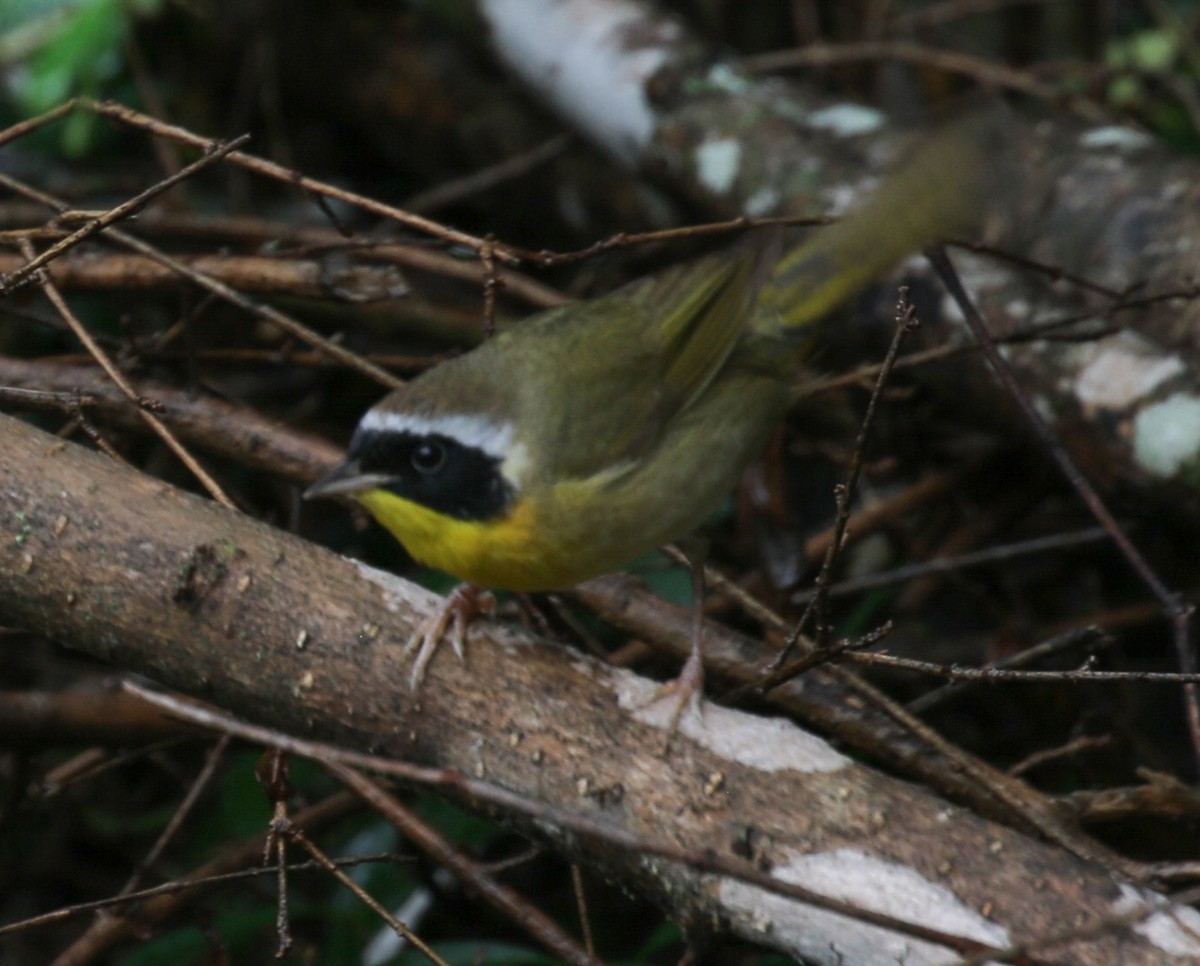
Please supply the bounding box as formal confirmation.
[303,460,393,501]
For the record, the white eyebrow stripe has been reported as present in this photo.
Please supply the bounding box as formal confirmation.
[359,409,514,461]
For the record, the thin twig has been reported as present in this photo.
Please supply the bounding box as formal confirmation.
[570,864,595,958]
[699,590,1142,876]
[480,235,501,337]
[1008,734,1112,778]
[82,98,512,263]
[42,792,361,963]
[325,760,604,966]
[743,40,1109,120]
[0,172,403,390]
[0,851,401,937]
[926,246,1200,770]
[891,0,1064,30]
[0,100,75,149]
[908,627,1109,713]
[762,289,920,689]
[0,386,96,409]
[118,734,232,897]
[275,815,452,966]
[0,388,125,461]
[528,213,828,268]
[792,526,1112,603]
[0,134,250,294]
[18,237,237,508]
[403,133,571,213]
[846,650,1200,683]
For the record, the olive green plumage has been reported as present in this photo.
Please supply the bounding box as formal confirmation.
[308,112,1006,591]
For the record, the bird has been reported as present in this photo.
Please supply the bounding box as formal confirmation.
[305,111,1006,711]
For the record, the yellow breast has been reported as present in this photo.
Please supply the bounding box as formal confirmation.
[354,488,571,591]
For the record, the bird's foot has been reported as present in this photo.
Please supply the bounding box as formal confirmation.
[640,646,706,753]
[404,584,495,688]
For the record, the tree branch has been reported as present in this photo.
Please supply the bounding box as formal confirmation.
[0,411,1195,963]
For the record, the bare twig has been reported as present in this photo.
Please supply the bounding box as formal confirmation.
[0,250,410,303]
[0,849,398,937]
[0,100,75,149]
[761,289,921,688]
[480,235,501,337]
[1008,735,1112,778]
[18,237,237,507]
[792,526,1112,603]
[118,735,232,897]
[325,760,604,966]
[0,172,403,390]
[908,627,1110,713]
[845,650,1200,684]
[275,816,450,965]
[891,0,1065,29]
[926,246,1200,770]
[743,40,1109,119]
[403,133,571,213]
[0,355,340,485]
[81,99,513,263]
[43,793,361,964]
[0,134,250,294]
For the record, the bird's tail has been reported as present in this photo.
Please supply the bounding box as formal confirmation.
[754,109,1013,338]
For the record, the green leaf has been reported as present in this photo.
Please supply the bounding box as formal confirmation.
[21,0,128,108]
[3,0,165,153]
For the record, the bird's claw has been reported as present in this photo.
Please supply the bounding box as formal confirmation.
[403,584,495,688]
[639,647,706,752]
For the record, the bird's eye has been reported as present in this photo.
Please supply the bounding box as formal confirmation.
[411,439,446,474]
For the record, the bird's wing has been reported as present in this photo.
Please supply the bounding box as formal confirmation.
[514,250,761,481]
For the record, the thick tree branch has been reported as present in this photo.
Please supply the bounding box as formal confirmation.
[0,411,1196,963]
[0,355,339,485]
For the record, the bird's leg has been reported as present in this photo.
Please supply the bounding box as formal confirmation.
[640,540,709,746]
[512,592,554,637]
[404,583,495,688]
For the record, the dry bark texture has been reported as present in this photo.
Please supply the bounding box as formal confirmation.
[2,411,1198,963]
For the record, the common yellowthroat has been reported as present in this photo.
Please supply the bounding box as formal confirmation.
[306,114,1004,690]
